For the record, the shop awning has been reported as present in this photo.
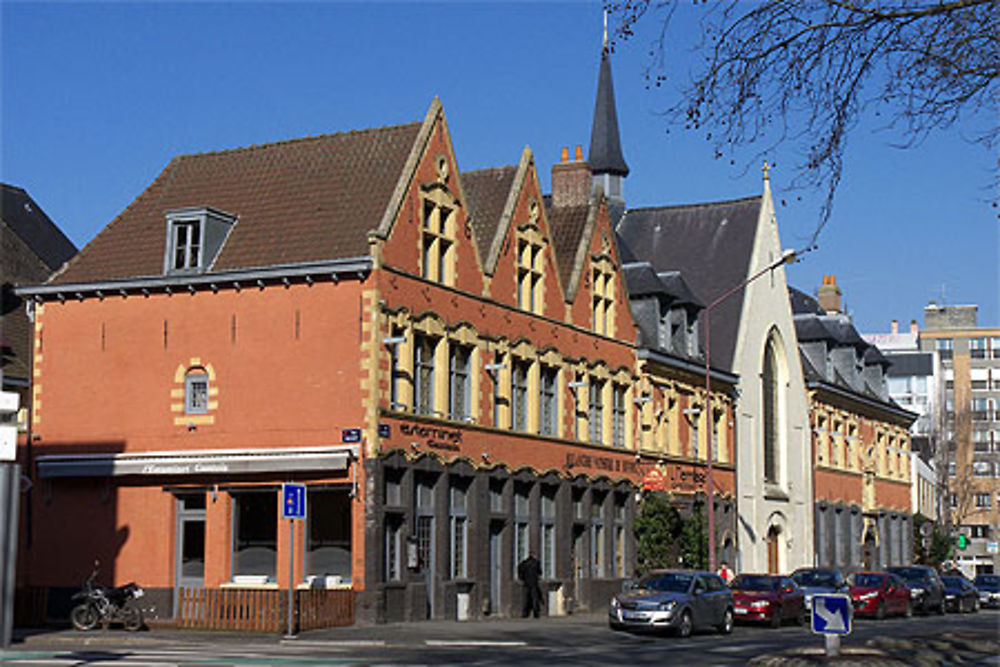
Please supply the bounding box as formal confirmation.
[36,445,360,479]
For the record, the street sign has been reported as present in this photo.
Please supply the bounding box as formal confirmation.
[957,534,968,550]
[811,594,852,635]
[0,392,19,462]
[378,423,391,438]
[342,428,361,443]
[281,483,307,520]
[987,541,998,554]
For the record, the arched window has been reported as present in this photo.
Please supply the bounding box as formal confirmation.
[762,338,780,484]
[185,368,209,415]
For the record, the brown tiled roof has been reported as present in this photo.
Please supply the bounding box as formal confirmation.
[52,122,423,284]
[462,166,517,272]
[547,203,592,300]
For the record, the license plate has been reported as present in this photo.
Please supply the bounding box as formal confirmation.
[734,607,748,614]
[622,610,647,620]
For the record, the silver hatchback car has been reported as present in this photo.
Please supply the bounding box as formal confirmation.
[608,570,734,637]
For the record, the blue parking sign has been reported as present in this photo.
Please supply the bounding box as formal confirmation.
[811,594,852,635]
[282,483,307,520]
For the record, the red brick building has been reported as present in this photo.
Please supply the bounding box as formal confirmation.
[17,98,736,625]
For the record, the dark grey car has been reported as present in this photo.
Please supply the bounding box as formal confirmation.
[609,570,734,637]
[887,566,946,614]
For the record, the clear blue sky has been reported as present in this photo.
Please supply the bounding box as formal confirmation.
[3,1,997,333]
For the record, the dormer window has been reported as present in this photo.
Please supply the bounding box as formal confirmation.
[164,207,237,274]
[172,219,202,270]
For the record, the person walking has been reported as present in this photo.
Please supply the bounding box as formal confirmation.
[717,560,734,584]
[517,551,543,618]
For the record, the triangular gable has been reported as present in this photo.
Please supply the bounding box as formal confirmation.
[375,98,488,289]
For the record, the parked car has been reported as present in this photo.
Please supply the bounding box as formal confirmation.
[730,574,805,628]
[791,568,849,612]
[941,575,979,613]
[609,570,734,637]
[849,571,911,619]
[887,566,946,615]
[973,574,1000,609]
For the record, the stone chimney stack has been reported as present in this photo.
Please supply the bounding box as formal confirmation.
[818,274,843,315]
[551,145,591,208]
[910,320,918,335]
[891,319,899,334]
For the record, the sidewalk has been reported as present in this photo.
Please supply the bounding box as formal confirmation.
[12,611,608,649]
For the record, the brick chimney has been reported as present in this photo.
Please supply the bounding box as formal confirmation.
[817,274,842,315]
[910,320,918,335]
[891,319,899,334]
[551,145,591,208]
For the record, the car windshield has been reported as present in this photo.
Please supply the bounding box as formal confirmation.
[792,571,838,588]
[889,567,928,583]
[731,575,778,592]
[638,573,693,594]
[851,573,884,588]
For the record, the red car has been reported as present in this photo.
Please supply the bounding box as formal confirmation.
[850,571,912,618]
[730,574,805,627]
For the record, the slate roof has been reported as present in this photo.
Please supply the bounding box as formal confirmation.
[462,166,518,271]
[884,351,933,377]
[616,196,761,371]
[51,122,423,285]
[622,262,702,309]
[788,286,824,316]
[1,184,77,271]
[588,51,629,177]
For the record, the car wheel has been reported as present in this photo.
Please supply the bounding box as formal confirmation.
[770,605,782,628]
[875,600,886,620]
[717,607,733,635]
[677,610,693,638]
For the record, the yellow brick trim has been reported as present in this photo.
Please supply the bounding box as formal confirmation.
[171,403,184,412]
[170,389,185,398]
[173,415,215,426]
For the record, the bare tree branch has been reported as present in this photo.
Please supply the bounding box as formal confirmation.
[607,0,999,238]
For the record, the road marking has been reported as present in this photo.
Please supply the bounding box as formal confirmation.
[279,639,384,648]
[424,640,528,647]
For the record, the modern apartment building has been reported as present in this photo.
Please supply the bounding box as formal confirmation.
[920,304,1000,575]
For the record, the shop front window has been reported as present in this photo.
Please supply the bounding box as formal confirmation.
[232,490,277,581]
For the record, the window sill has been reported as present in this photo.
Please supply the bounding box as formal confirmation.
[222,579,278,589]
[763,484,789,502]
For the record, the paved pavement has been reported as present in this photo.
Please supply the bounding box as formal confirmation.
[7,610,1000,665]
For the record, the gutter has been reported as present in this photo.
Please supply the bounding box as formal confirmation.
[636,347,739,387]
[14,257,374,301]
[806,378,918,425]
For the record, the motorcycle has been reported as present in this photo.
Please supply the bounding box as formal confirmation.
[70,564,145,631]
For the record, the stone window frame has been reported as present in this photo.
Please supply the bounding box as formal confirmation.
[515,212,547,315]
[590,255,616,337]
[172,358,218,427]
[418,165,459,286]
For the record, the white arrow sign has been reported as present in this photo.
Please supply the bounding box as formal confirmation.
[816,600,845,632]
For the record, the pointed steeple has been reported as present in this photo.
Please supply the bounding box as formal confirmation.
[588,13,629,206]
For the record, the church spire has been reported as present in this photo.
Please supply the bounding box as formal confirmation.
[588,12,629,203]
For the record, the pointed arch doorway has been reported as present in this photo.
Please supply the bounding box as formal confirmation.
[766,525,781,574]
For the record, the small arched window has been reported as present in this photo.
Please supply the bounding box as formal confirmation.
[185,368,209,415]
[762,338,779,484]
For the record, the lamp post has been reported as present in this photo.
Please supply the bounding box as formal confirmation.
[704,249,797,572]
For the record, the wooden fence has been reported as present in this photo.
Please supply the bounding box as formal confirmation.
[177,587,354,632]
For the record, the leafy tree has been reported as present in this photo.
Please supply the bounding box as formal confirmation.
[679,498,708,570]
[912,513,953,567]
[608,0,998,232]
[634,492,684,572]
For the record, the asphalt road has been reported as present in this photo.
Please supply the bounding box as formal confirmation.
[3,608,998,665]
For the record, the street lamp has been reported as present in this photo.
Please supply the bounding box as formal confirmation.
[704,248,797,572]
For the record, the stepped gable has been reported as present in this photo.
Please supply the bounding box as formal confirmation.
[51,121,423,284]
[617,196,761,371]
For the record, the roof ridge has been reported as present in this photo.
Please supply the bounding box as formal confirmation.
[462,165,518,177]
[174,120,424,161]
[627,195,762,213]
